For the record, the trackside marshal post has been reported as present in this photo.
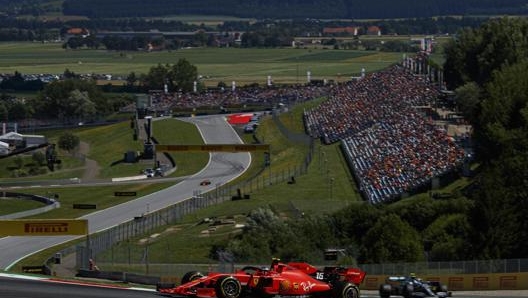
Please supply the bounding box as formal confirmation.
[0,219,88,236]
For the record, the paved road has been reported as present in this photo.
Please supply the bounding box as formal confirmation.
[0,115,251,270]
[1,276,527,298]
[0,275,154,298]
[361,289,528,297]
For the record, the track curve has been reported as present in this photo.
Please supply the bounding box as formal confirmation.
[0,115,250,270]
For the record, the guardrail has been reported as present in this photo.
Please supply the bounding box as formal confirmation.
[0,192,60,219]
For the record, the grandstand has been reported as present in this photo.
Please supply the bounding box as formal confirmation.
[304,62,467,204]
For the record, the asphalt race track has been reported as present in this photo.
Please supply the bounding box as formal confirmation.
[1,275,527,298]
[0,275,155,298]
[361,289,528,297]
[0,115,251,270]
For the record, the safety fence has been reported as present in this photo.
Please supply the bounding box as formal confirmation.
[361,259,528,275]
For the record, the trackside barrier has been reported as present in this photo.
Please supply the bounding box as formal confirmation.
[0,192,60,219]
[363,273,528,291]
[76,269,161,285]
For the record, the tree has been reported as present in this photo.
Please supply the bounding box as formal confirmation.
[443,17,528,259]
[32,151,46,166]
[454,82,481,123]
[126,71,137,87]
[467,166,522,259]
[386,197,439,231]
[168,58,198,92]
[422,214,472,261]
[63,68,79,79]
[479,60,528,162]
[58,132,80,153]
[193,31,208,46]
[444,17,528,90]
[30,78,110,120]
[0,101,8,121]
[8,101,29,120]
[466,60,528,259]
[66,36,84,49]
[226,208,281,262]
[68,89,96,121]
[331,202,381,243]
[142,63,169,90]
[361,213,424,263]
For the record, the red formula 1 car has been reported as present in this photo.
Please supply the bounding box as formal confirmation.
[157,259,366,298]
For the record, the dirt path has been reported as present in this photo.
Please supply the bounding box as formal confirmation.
[79,141,100,181]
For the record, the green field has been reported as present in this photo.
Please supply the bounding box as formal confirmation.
[0,198,44,216]
[0,42,403,85]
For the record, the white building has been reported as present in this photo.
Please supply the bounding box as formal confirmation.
[0,141,9,156]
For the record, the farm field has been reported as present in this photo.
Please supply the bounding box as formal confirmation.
[0,42,404,85]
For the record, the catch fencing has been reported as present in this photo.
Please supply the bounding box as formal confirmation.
[360,259,528,275]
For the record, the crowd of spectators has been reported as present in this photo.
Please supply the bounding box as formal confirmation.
[304,64,466,204]
[146,84,332,113]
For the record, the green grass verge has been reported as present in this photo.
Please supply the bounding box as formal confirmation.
[0,198,44,216]
[0,118,208,182]
[152,118,209,177]
[17,182,176,219]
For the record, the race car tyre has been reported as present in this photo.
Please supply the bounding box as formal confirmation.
[215,276,242,298]
[440,284,448,293]
[333,282,359,298]
[379,284,392,298]
[403,283,414,298]
[181,271,204,285]
[156,282,175,291]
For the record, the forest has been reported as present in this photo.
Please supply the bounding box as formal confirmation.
[60,0,528,19]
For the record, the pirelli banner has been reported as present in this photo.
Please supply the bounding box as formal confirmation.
[0,219,88,237]
[156,144,270,152]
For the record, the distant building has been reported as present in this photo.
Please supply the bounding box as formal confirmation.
[23,134,48,147]
[323,27,359,36]
[0,141,9,156]
[0,132,25,148]
[66,27,90,38]
[0,131,48,156]
[367,26,382,36]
